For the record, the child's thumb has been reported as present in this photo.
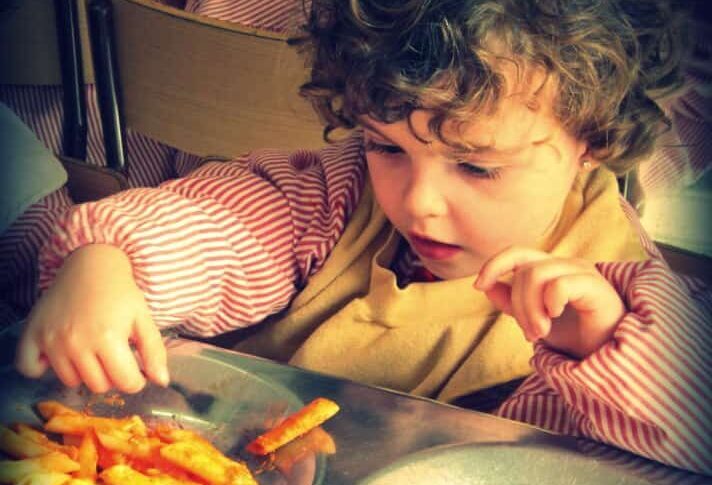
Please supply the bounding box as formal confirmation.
[15,331,49,378]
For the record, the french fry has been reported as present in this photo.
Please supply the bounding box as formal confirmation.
[94,427,160,461]
[15,472,72,485]
[135,463,198,483]
[30,454,79,475]
[151,426,247,481]
[160,441,257,485]
[5,397,343,484]
[95,448,127,471]
[100,464,202,485]
[272,426,336,475]
[245,398,340,455]
[152,427,211,447]
[44,414,146,437]
[0,452,79,483]
[75,432,98,480]
[36,402,79,421]
[142,469,204,485]
[99,464,155,485]
[0,425,56,459]
[13,425,79,461]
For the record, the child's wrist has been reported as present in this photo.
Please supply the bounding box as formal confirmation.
[60,244,135,283]
[544,301,625,359]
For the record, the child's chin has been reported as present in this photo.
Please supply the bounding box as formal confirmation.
[422,261,480,281]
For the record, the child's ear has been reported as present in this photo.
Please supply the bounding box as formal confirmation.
[580,159,600,172]
[577,146,600,172]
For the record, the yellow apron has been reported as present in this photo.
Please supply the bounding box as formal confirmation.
[236,168,648,402]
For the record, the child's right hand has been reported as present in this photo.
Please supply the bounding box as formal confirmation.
[16,244,169,393]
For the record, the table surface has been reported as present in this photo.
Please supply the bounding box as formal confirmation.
[0,326,708,485]
[166,339,707,485]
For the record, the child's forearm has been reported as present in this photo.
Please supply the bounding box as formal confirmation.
[37,141,365,336]
[499,259,712,475]
[38,184,296,336]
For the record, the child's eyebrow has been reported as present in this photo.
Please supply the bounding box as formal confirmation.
[360,120,395,143]
[449,144,528,159]
[451,132,552,160]
[360,119,533,160]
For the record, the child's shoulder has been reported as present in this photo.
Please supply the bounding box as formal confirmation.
[190,132,366,181]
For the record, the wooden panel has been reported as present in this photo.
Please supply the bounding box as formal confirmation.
[113,0,325,156]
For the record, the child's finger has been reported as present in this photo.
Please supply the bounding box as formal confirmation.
[544,272,605,315]
[475,246,549,290]
[510,271,542,341]
[72,352,112,394]
[543,273,625,357]
[45,350,82,389]
[482,282,513,315]
[15,330,49,379]
[133,310,169,387]
[542,273,587,319]
[98,344,147,394]
[516,261,586,339]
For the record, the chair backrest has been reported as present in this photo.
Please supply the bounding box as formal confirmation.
[1,0,325,200]
[105,0,325,158]
[0,0,94,86]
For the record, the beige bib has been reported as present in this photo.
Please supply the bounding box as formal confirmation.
[236,169,648,402]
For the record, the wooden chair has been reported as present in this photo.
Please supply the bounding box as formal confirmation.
[1,0,128,202]
[1,0,325,201]
[89,0,325,169]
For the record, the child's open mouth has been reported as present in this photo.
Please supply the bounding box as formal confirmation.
[408,234,462,261]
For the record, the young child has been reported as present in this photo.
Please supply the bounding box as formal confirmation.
[15,0,710,476]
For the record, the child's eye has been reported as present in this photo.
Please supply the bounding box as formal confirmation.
[364,140,404,155]
[457,161,501,180]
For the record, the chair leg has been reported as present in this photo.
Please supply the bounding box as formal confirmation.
[54,0,88,161]
[88,0,128,172]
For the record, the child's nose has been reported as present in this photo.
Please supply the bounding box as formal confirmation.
[402,170,448,219]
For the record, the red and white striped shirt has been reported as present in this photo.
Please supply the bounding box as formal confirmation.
[0,1,710,476]
[36,133,712,476]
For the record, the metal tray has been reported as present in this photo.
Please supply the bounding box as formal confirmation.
[0,347,325,485]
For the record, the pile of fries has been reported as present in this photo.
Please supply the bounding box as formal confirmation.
[0,398,339,485]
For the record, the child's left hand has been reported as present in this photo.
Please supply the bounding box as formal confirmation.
[474,247,626,359]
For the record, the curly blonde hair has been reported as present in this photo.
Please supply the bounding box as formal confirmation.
[292,0,690,174]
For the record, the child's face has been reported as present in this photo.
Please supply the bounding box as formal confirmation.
[362,78,588,280]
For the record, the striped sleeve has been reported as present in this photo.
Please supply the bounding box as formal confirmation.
[0,189,73,323]
[496,262,712,474]
[37,134,366,337]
